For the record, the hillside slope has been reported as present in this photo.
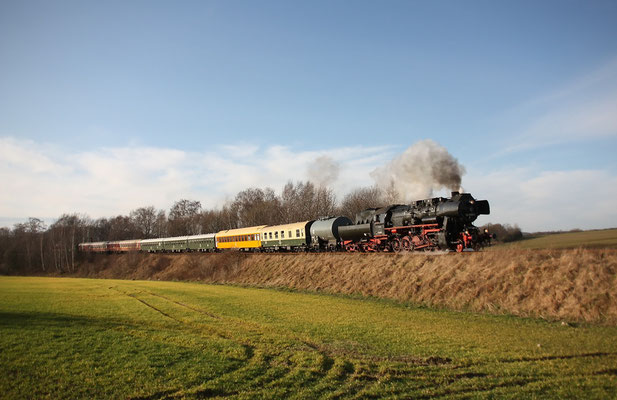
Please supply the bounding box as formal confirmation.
[74,249,617,325]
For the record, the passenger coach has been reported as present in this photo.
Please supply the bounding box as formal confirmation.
[260,221,311,251]
[216,226,265,251]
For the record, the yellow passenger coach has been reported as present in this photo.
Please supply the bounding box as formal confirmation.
[216,225,266,250]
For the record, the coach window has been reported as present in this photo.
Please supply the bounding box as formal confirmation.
[275,232,278,239]
[296,229,300,237]
[281,231,285,239]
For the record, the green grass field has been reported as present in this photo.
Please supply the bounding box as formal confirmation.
[1,277,616,399]
[497,228,617,249]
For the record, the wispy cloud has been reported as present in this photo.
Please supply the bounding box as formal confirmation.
[465,167,617,231]
[499,57,617,153]
[0,137,393,223]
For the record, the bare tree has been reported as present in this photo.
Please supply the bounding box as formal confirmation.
[199,207,238,233]
[26,218,46,271]
[49,214,88,273]
[338,186,384,221]
[313,185,337,219]
[107,215,138,240]
[168,199,202,236]
[130,206,157,238]
[280,181,337,222]
[154,210,168,238]
[231,188,281,227]
[381,180,402,204]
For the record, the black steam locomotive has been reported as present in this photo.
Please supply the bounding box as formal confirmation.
[338,192,491,252]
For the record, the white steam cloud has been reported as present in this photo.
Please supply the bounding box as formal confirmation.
[307,155,340,187]
[370,139,466,202]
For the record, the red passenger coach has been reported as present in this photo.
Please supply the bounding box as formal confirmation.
[107,240,141,253]
[78,242,108,253]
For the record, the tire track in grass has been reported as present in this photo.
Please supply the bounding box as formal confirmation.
[114,287,308,398]
[136,287,473,398]
[109,287,184,324]
[144,291,221,320]
[498,351,616,363]
[112,286,533,399]
[122,285,589,399]
[126,294,185,324]
[422,377,543,400]
[111,287,260,399]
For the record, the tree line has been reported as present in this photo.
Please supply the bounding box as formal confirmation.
[0,181,390,274]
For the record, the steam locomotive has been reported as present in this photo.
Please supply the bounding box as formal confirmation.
[339,192,491,252]
[79,192,491,254]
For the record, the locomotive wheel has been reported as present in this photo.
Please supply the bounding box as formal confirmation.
[346,243,359,252]
[401,236,413,252]
[390,238,402,253]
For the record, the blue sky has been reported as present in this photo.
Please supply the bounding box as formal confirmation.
[1,0,617,231]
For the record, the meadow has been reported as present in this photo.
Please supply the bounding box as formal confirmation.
[497,228,617,250]
[1,276,616,399]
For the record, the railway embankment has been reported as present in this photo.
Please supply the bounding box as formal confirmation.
[72,248,617,324]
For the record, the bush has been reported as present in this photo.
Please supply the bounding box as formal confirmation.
[481,223,523,243]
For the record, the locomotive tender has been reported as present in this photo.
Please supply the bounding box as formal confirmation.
[79,192,490,254]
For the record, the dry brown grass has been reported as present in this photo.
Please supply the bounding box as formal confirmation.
[74,249,617,324]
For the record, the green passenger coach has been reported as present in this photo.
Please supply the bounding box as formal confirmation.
[260,221,311,251]
[140,238,163,252]
[187,233,216,252]
[160,236,189,252]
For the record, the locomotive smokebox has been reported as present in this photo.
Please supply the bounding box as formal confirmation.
[436,193,490,221]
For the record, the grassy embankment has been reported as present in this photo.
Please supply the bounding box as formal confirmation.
[1,276,616,399]
[76,247,617,325]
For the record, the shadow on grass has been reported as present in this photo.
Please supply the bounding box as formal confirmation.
[0,311,138,331]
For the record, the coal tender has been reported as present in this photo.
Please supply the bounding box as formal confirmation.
[338,192,490,252]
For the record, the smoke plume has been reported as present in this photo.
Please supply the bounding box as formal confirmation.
[307,155,340,187]
[370,139,465,202]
